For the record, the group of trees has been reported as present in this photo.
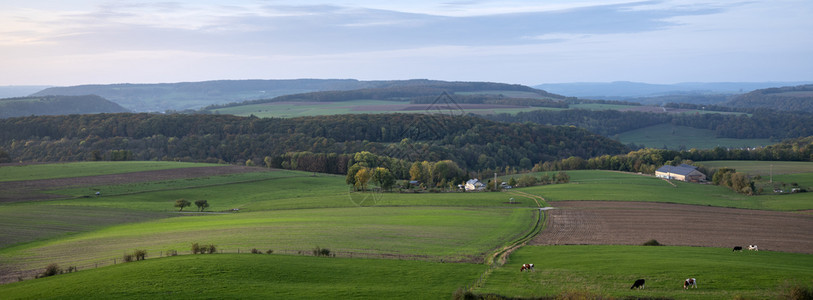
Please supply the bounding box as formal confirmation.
[711,168,756,195]
[343,151,467,191]
[174,199,209,212]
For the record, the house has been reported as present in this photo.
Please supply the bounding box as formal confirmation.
[464,179,486,191]
[655,164,706,182]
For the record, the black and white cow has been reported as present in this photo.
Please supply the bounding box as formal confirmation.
[630,279,645,289]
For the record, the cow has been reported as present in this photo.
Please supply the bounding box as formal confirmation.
[520,263,534,272]
[684,278,697,289]
[630,279,645,289]
[732,246,743,252]
[748,245,758,251]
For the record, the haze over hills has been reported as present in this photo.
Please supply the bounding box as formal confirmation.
[533,81,813,103]
[0,95,129,119]
[0,86,52,98]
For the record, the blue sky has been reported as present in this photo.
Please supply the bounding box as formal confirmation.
[1,0,811,86]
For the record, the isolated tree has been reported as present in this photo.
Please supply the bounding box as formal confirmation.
[194,199,209,212]
[174,199,191,211]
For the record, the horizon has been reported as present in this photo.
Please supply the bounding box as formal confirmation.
[2,0,812,86]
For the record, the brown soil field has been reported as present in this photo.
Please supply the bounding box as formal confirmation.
[531,201,813,254]
[0,166,271,203]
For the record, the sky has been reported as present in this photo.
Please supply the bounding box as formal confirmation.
[1,0,812,86]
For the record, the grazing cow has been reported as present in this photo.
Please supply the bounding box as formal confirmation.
[748,245,758,251]
[520,263,535,272]
[630,279,645,289]
[732,246,743,252]
[684,278,697,289]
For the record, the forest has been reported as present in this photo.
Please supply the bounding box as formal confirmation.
[483,108,813,140]
[0,113,627,173]
[725,84,813,112]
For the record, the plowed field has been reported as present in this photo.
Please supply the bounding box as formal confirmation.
[532,201,813,254]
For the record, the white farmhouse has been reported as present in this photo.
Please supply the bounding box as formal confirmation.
[464,179,486,191]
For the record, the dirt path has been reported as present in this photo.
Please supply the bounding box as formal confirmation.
[531,201,813,254]
[0,166,272,203]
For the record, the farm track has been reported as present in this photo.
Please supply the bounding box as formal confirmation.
[532,201,813,254]
[0,166,273,203]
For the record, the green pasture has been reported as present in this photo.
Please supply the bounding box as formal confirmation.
[0,254,485,299]
[615,123,772,150]
[0,205,164,249]
[0,161,220,182]
[476,245,813,299]
[699,160,813,176]
[515,170,813,211]
[0,207,536,278]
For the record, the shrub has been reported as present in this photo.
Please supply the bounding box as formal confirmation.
[779,281,813,300]
[312,246,331,257]
[123,254,134,262]
[39,263,62,278]
[266,249,274,254]
[643,239,662,246]
[206,244,217,254]
[167,249,178,256]
[134,249,147,261]
[191,243,201,254]
[251,248,261,254]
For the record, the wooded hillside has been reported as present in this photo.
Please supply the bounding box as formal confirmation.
[725,84,813,112]
[0,113,628,172]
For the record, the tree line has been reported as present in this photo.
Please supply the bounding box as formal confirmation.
[483,108,813,140]
[0,113,628,172]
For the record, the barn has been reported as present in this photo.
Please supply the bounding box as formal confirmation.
[655,164,706,182]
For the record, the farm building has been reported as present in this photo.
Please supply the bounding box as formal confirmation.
[463,179,486,191]
[655,164,706,182]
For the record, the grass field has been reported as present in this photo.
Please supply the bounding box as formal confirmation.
[1,161,810,298]
[616,123,772,150]
[0,207,536,272]
[699,160,813,176]
[476,245,813,299]
[0,254,485,300]
[515,170,813,211]
[0,161,220,182]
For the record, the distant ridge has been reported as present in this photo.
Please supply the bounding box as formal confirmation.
[33,79,562,113]
[534,81,813,100]
[32,79,374,112]
[0,95,129,118]
[725,84,813,113]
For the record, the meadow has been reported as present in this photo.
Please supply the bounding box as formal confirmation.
[476,245,813,299]
[616,123,772,150]
[0,254,485,300]
[510,170,813,211]
[1,161,811,298]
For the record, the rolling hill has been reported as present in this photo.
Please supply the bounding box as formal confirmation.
[725,84,813,112]
[0,95,129,119]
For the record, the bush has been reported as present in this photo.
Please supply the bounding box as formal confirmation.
[38,263,62,278]
[206,244,217,254]
[191,243,201,254]
[134,249,147,261]
[780,281,813,300]
[643,239,662,246]
[167,249,178,256]
[266,249,274,254]
[251,248,261,254]
[123,254,134,262]
[312,246,331,257]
